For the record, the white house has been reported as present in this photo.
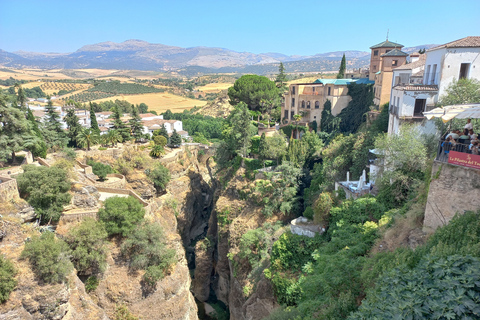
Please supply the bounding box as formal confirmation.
[388,36,480,135]
[142,119,184,137]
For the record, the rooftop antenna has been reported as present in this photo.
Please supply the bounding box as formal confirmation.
[386,29,389,41]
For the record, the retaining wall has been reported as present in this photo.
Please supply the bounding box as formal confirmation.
[36,157,51,167]
[423,161,480,233]
[97,173,126,188]
[75,160,93,175]
[0,176,20,202]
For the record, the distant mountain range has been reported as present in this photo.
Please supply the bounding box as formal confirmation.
[0,40,438,76]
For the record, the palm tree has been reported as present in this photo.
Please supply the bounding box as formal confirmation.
[106,129,122,147]
[77,128,99,151]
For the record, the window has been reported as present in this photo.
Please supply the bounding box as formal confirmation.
[315,101,320,109]
[306,101,311,109]
[312,87,316,92]
[291,98,295,108]
[392,60,398,66]
[328,87,331,96]
[373,65,377,71]
[374,50,378,56]
[385,49,391,53]
[459,63,470,79]
[425,65,431,84]
[431,64,437,84]
[284,110,288,119]
[291,111,294,119]
[301,100,305,108]
[414,99,426,116]
[291,86,296,95]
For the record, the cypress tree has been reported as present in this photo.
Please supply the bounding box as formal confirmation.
[337,53,346,79]
[170,129,182,146]
[275,62,288,92]
[65,108,82,147]
[43,98,67,149]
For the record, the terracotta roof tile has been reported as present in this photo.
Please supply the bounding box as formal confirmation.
[394,54,426,70]
[370,40,404,49]
[394,85,438,91]
[428,36,480,51]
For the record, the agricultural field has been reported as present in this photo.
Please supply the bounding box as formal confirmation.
[196,82,233,93]
[40,82,92,95]
[91,92,207,114]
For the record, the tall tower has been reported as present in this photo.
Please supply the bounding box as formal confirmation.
[369,40,404,80]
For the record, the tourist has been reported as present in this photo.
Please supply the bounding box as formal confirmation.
[459,129,470,140]
[464,118,473,130]
[469,129,477,141]
[441,136,456,160]
[446,130,459,140]
[471,141,479,155]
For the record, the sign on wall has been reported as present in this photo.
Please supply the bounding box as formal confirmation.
[448,151,480,170]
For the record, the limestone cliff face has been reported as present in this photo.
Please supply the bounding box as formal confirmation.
[0,216,108,320]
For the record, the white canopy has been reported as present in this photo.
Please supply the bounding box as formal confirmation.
[423,104,480,123]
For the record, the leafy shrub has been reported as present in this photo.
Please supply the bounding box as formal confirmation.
[303,206,314,220]
[149,145,164,158]
[313,192,333,225]
[87,159,113,181]
[350,255,480,320]
[153,135,167,147]
[16,165,71,223]
[121,223,176,285]
[64,218,108,275]
[98,196,145,237]
[21,232,73,283]
[0,256,17,303]
[115,304,139,320]
[85,275,99,293]
[146,164,170,193]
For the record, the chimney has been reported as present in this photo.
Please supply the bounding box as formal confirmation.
[409,53,420,63]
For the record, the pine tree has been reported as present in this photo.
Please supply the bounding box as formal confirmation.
[89,102,100,133]
[129,105,144,142]
[16,84,26,110]
[170,129,182,147]
[258,132,268,166]
[154,124,169,140]
[26,108,47,158]
[65,108,82,147]
[43,98,67,149]
[337,53,346,79]
[112,106,130,142]
[321,99,333,132]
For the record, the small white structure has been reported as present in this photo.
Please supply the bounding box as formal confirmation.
[335,170,372,199]
[290,217,324,238]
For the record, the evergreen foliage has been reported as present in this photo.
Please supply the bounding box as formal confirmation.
[98,196,145,237]
[149,145,165,158]
[43,98,67,149]
[153,124,169,140]
[337,83,374,134]
[170,129,182,146]
[146,164,171,193]
[112,106,130,141]
[77,128,99,151]
[337,53,346,79]
[320,99,338,134]
[17,165,71,224]
[153,135,167,147]
[89,103,100,133]
[228,75,279,112]
[64,218,108,275]
[438,78,480,105]
[26,108,47,158]
[129,105,144,142]
[21,232,73,283]
[87,159,113,181]
[275,62,288,93]
[64,108,82,147]
[0,256,17,303]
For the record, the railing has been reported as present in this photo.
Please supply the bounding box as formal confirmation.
[435,140,474,163]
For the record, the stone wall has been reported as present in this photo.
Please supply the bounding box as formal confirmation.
[0,176,20,202]
[98,173,126,188]
[290,217,324,238]
[36,157,51,167]
[75,160,93,175]
[423,161,480,233]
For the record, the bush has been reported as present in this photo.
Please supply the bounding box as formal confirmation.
[115,304,139,320]
[146,164,171,193]
[0,256,17,303]
[21,232,73,283]
[16,165,71,224]
[313,192,333,225]
[98,196,145,237]
[121,223,176,285]
[87,159,113,181]
[64,218,108,275]
[149,145,164,158]
[153,135,167,147]
[85,275,99,293]
[303,206,314,220]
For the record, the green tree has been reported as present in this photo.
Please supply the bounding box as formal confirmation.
[0,256,17,303]
[89,102,100,133]
[338,83,374,134]
[121,222,176,286]
[149,145,164,158]
[154,135,167,147]
[26,108,47,158]
[21,232,73,283]
[87,159,113,181]
[228,75,279,112]
[112,106,130,142]
[153,124,169,141]
[438,78,480,105]
[43,97,67,149]
[138,103,148,114]
[77,128,99,151]
[264,132,288,165]
[337,53,346,79]
[129,105,144,142]
[275,62,288,93]
[98,196,145,237]
[320,99,338,134]
[146,164,171,193]
[64,218,108,275]
[65,108,83,147]
[16,165,71,223]
[0,94,39,161]
[258,133,268,165]
[170,129,182,146]
[15,83,26,110]
[105,129,122,147]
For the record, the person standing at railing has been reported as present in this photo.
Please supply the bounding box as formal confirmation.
[459,129,470,141]
[464,118,473,131]
[468,129,477,141]
[471,141,479,155]
[441,136,456,160]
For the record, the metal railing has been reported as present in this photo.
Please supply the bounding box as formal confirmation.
[435,140,474,163]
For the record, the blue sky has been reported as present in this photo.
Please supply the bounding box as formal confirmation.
[1,0,479,55]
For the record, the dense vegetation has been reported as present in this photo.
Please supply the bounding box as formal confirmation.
[0,256,17,303]
[162,108,225,141]
[98,196,145,237]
